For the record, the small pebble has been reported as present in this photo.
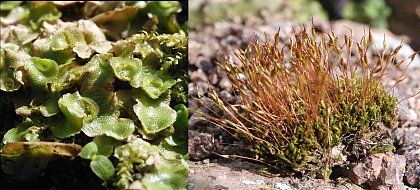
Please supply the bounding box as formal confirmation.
[197,56,214,73]
[208,175,216,182]
[241,179,265,185]
[203,159,210,164]
[399,108,418,121]
[274,183,292,190]
[218,78,232,91]
[191,69,208,82]
[407,109,418,120]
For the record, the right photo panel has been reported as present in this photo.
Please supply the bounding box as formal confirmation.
[188,0,420,189]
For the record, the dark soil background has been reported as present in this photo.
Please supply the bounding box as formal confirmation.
[1,158,107,190]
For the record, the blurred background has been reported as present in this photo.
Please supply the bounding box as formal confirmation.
[189,0,420,51]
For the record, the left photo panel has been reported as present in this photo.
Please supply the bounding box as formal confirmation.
[0,1,188,190]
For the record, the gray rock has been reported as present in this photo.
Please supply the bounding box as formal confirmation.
[189,40,202,65]
[196,56,214,73]
[405,157,420,188]
[200,38,220,59]
[189,82,211,97]
[208,71,219,86]
[408,98,420,110]
[189,100,199,117]
[398,106,418,121]
[218,77,232,92]
[347,152,406,190]
[393,127,420,188]
[188,130,215,161]
[191,69,209,82]
[213,22,234,39]
[218,90,235,104]
[188,112,209,130]
[394,127,420,151]
[220,35,241,50]
[188,82,197,97]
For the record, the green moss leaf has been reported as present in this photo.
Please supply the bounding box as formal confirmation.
[173,104,188,138]
[2,123,31,144]
[142,172,187,190]
[32,38,75,66]
[141,72,177,99]
[50,63,85,93]
[0,67,21,92]
[131,31,187,71]
[112,137,187,189]
[81,54,114,90]
[133,91,176,134]
[25,57,58,91]
[93,135,121,157]
[81,88,123,137]
[28,2,62,30]
[103,118,135,140]
[90,155,115,181]
[111,31,185,99]
[82,89,118,116]
[0,48,28,92]
[55,91,101,138]
[50,119,81,139]
[0,1,22,11]
[140,2,182,34]
[82,116,113,137]
[170,75,188,106]
[50,32,69,51]
[110,56,142,83]
[81,88,134,139]
[83,116,135,140]
[79,142,98,160]
[39,94,60,117]
[58,92,99,127]
[110,56,176,99]
[116,89,138,121]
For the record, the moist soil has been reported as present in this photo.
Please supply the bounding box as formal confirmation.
[1,158,108,190]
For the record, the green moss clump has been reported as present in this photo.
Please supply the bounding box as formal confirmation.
[202,25,407,178]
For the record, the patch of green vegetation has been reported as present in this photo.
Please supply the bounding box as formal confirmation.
[343,0,391,28]
[0,1,187,189]
[369,145,396,154]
